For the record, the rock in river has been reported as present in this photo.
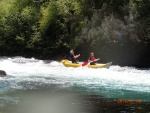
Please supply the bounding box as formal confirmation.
[0,70,6,77]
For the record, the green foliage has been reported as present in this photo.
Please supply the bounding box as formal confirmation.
[133,0,150,42]
[0,0,84,56]
[0,0,149,60]
[39,0,84,55]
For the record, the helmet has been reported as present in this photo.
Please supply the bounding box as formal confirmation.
[70,49,74,53]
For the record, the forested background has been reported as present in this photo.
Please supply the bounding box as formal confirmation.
[0,0,149,67]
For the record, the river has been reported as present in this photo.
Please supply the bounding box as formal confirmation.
[0,57,150,113]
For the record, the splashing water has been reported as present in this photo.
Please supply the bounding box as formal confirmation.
[0,57,150,107]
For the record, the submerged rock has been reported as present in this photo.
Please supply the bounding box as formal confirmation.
[0,70,6,77]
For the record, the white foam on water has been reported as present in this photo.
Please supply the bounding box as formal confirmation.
[0,57,150,101]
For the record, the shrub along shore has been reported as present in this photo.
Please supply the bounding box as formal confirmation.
[0,0,149,68]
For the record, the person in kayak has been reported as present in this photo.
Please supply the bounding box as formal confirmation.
[70,49,80,63]
[88,52,100,65]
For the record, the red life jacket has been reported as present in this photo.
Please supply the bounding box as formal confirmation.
[89,56,95,61]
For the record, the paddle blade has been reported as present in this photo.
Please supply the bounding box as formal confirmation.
[82,62,88,66]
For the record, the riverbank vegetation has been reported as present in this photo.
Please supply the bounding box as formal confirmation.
[0,0,149,67]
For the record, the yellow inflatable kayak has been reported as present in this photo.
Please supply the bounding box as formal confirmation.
[61,59,112,69]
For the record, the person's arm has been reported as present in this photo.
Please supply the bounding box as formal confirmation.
[89,58,100,63]
[88,57,91,62]
[95,58,100,62]
[74,54,80,59]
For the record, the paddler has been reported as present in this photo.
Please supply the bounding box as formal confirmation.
[88,52,100,65]
[70,49,80,63]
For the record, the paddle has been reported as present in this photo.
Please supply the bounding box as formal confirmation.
[82,61,88,66]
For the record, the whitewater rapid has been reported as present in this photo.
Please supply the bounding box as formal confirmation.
[0,57,150,103]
